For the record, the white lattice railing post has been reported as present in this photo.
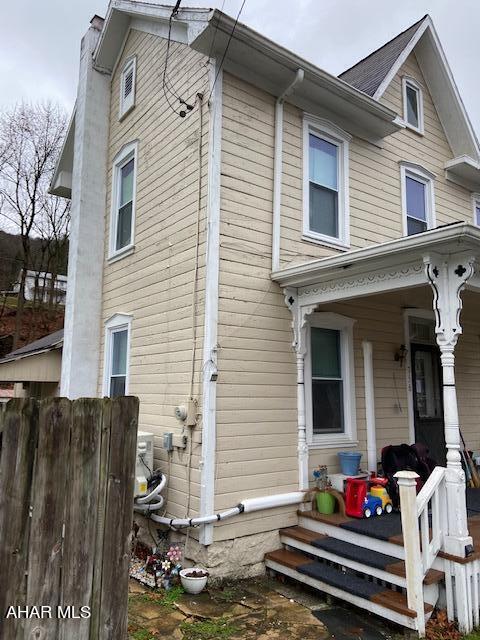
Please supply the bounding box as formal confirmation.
[395,470,425,636]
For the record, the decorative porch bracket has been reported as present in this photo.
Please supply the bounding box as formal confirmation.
[284,288,317,491]
[424,251,476,557]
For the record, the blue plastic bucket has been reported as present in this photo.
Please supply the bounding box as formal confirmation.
[338,452,362,476]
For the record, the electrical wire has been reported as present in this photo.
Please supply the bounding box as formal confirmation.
[208,0,247,102]
[205,0,226,63]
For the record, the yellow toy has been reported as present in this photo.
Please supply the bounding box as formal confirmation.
[370,486,393,513]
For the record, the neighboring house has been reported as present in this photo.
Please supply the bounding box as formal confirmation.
[12,270,67,305]
[51,3,480,633]
[0,329,63,398]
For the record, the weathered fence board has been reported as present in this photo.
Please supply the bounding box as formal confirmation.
[0,396,139,640]
[59,399,103,640]
[0,400,39,640]
[26,399,72,640]
[98,397,139,640]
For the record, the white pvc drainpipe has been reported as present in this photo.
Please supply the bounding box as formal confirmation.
[134,478,306,529]
[272,68,304,272]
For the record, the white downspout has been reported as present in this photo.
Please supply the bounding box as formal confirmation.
[272,69,304,272]
[200,60,222,547]
[363,340,377,473]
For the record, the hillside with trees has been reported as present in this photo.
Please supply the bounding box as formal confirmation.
[0,102,70,355]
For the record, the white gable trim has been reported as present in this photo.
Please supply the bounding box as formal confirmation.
[373,17,479,160]
[372,18,430,101]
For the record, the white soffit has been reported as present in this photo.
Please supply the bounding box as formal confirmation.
[190,11,401,142]
[49,107,76,198]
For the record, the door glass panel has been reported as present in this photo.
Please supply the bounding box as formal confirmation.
[414,350,441,418]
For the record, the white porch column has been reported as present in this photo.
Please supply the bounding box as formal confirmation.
[424,252,475,557]
[285,289,316,491]
[363,341,377,473]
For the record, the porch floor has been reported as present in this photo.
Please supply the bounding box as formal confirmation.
[300,487,480,561]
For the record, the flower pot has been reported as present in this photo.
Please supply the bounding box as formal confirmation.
[180,568,208,594]
[316,490,336,515]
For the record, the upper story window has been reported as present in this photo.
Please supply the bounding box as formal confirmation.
[109,141,138,260]
[103,314,133,397]
[400,162,435,236]
[473,195,480,226]
[304,313,356,448]
[119,57,136,119]
[402,77,424,134]
[303,117,350,249]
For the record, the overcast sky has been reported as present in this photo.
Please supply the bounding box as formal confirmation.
[1,0,479,136]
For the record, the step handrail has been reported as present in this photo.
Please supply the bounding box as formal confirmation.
[395,467,447,637]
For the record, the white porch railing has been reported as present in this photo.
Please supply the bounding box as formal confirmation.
[395,467,447,636]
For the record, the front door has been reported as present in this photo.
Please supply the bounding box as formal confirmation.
[411,343,445,465]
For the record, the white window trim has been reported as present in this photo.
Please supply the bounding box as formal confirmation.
[119,56,137,120]
[108,141,138,261]
[102,313,133,397]
[402,76,424,135]
[400,161,436,236]
[304,312,357,448]
[302,116,351,250]
[472,193,480,226]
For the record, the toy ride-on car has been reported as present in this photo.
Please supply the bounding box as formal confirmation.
[345,477,392,518]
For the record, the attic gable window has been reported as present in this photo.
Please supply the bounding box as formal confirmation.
[402,77,424,134]
[119,57,136,119]
[303,117,351,249]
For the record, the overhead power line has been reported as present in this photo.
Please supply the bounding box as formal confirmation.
[208,0,247,102]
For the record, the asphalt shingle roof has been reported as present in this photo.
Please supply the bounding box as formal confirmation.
[339,16,427,97]
[0,329,63,363]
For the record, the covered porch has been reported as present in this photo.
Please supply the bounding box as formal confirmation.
[272,222,480,634]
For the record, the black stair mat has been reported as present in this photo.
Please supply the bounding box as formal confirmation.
[297,561,386,599]
[311,537,400,571]
[339,513,402,541]
[467,488,480,515]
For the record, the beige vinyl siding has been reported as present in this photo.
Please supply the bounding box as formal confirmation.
[99,29,210,519]
[213,72,298,541]
[212,53,477,543]
[279,51,473,267]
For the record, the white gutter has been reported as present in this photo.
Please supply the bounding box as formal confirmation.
[200,60,222,546]
[272,69,304,272]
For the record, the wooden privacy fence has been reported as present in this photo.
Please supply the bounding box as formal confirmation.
[0,396,139,640]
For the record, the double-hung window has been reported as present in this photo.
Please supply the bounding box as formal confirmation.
[400,163,435,236]
[103,314,133,397]
[303,117,350,248]
[305,313,356,447]
[119,57,136,119]
[109,142,138,259]
[402,77,424,134]
[473,195,480,226]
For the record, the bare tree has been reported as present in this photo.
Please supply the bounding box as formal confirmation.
[0,102,68,348]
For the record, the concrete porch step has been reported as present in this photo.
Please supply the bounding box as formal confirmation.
[265,548,433,631]
[281,526,443,587]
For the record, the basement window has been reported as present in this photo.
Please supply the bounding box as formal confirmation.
[304,313,357,448]
[109,141,138,260]
[303,117,351,249]
[402,77,424,134]
[103,314,133,397]
[119,57,136,119]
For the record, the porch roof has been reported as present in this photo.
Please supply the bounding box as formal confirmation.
[272,223,480,303]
